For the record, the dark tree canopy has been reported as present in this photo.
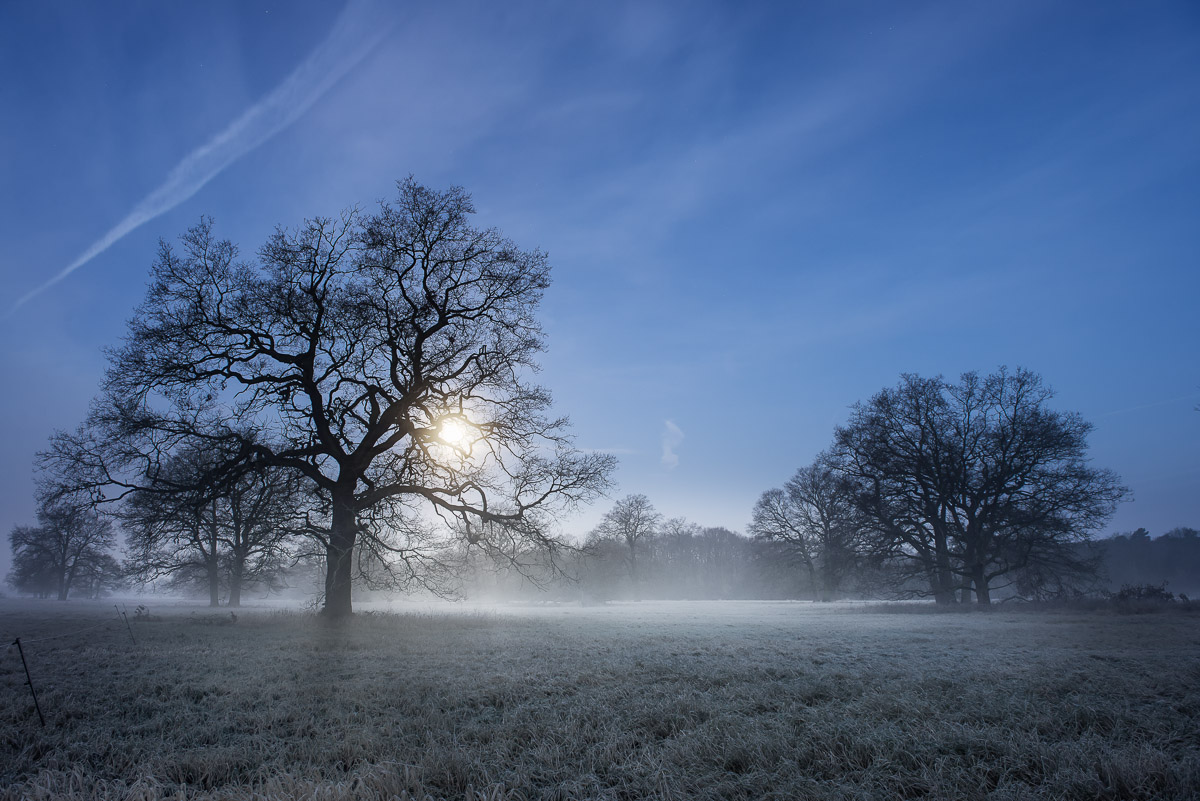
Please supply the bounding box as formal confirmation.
[834,368,1127,604]
[92,178,613,616]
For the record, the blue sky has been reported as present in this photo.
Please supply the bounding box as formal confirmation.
[2,1,1198,578]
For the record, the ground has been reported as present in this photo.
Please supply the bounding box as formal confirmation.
[2,598,1198,800]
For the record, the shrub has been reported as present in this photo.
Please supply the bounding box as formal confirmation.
[1113,583,1175,603]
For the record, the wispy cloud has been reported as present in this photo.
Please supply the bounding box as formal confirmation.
[10,0,395,314]
[661,420,684,469]
[535,4,1029,270]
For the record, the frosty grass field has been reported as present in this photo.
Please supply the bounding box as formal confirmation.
[2,599,1198,800]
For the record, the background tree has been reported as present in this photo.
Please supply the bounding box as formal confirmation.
[835,368,1127,605]
[218,465,306,606]
[653,517,702,596]
[834,374,959,603]
[119,450,223,605]
[589,494,660,599]
[72,551,125,599]
[692,526,755,599]
[119,448,304,606]
[7,526,58,598]
[97,179,613,617]
[7,494,118,600]
[751,455,861,601]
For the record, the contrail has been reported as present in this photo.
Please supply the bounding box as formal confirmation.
[11,0,395,314]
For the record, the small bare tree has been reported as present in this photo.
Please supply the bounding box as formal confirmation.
[119,447,304,607]
[590,494,660,599]
[8,492,117,600]
[751,455,861,601]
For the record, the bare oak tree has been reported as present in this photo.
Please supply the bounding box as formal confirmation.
[589,494,660,599]
[835,368,1127,604]
[834,374,958,602]
[99,179,613,617]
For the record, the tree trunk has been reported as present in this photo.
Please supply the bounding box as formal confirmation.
[323,495,357,618]
[208,556,221,607]
[228,557,243,608]
[933,533,956,605]
[972,565,992,606]
[208,509,221,607]
[820,558,835,602]
[628,544,640,601]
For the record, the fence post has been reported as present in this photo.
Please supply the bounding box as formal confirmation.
[116,605,136,645]
[12,638,46,727]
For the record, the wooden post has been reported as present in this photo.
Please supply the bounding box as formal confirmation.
[12,638,45,727]
[116,605,136,645]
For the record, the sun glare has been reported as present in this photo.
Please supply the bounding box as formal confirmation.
[438,418,472,449]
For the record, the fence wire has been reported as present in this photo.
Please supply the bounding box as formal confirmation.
[9,619,119,645]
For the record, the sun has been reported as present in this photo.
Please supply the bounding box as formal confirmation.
[438,418,472,449]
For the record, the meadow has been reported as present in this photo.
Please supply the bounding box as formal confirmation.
[2,599,1198,800]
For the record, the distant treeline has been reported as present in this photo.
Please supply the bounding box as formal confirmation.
[456,524,913,604]
[1098,528,1200,597]
[455,525,1200,604]
[13,519,1195,606]
[459,527,808,603]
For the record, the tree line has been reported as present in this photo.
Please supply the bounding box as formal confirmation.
[1100,527,1200,597]
[7,456,305,606]
[12,484,1180,606]
[5,179,1139,612]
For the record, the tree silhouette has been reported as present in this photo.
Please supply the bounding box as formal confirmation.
[835,368,1127,604]
[8,494,117,600]
[97,179,613,617]
[590,494,660,599]
[118,446,303,606]
[751,455,862,601]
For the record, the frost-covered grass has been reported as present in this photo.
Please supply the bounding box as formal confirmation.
[2,599,1198,800]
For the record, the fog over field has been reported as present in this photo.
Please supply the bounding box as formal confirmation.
[4,600,1199,800]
